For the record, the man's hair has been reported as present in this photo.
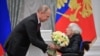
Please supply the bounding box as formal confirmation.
[68,23,82,34]
[37,5,50,13]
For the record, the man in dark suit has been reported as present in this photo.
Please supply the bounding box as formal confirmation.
[4,5,56,56]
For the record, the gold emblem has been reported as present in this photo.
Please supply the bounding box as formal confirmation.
[57,0,68,9]
[80,0,92,18]
[56,0,93,22]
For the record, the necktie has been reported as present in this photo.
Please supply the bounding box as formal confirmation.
[37,23,41,31]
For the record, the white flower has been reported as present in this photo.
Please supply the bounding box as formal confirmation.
[52,31,69,47]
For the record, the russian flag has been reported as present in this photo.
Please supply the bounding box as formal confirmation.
[0,0,11,55]
[55,0,96,42]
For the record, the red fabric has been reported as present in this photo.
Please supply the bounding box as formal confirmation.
[55,0,96,42]
[0,44,4,56]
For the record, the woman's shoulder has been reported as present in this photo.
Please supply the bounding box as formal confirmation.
[72,34,82,40]
[73,34,81,37]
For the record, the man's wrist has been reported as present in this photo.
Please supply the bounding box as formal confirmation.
[47,45,50,49]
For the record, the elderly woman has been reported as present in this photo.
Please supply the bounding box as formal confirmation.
[57,23,82,55]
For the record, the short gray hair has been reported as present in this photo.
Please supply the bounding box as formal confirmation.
[68,23,82,34]
[37,5,50,13]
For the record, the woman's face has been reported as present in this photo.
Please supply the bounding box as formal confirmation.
[66,27,73,37]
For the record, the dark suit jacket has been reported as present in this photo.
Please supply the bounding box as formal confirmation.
[4,13,48,56]
[58,34,82,53]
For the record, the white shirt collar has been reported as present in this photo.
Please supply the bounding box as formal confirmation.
[37,13,40,24]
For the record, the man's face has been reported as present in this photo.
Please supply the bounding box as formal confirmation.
[39,10,51,22]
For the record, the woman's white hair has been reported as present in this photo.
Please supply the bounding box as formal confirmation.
[68,23,82,34]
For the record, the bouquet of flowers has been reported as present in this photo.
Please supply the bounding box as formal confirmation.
[47,31,69,56]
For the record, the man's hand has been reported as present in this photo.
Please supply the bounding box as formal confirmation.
[48,43,60,50]
[55,45,61,49]
[48,43,56,50]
